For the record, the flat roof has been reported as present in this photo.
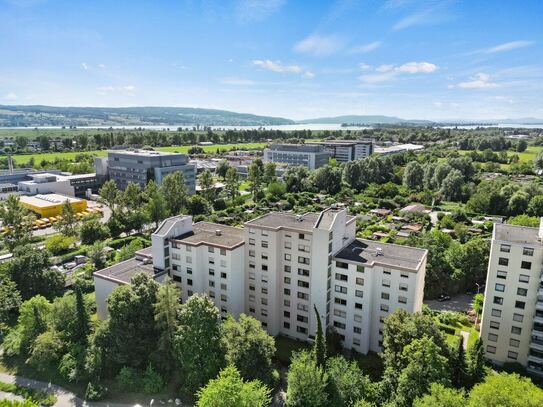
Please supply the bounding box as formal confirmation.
[334,238,427,272]
[108,149,185,157]
[246,209,356,232]
[494,223,543,246]
[19,194,84,208]
[308,140,373,146]
[94,256,156,285]
[170,222,245,249]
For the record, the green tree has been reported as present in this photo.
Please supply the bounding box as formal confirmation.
[267,181,286,200]
[0,194,35,251]
[221,314,276,385]
[115,239,144,262]
[247,160,263,199]
[98,180,120,215]
[216,160,231,180]
[79,216,109,245]
[0,276,21,326]
[87,241,107,269]
[413,383,465,407]
[18,295,51,353]
[507,214,540,227]
[472,293,484,324]
[107,273,159,369]
[313,305,326,369]
[534,150,543,172]
[440,169,464,201]
[196,365,271,407]
[161,171,189,216]
[26,330,63,370]
[263,162,277,185]
[224,167,240,201]
[466,338,486,387]
[286,350,329,407]
[45,234,76,255]
[467,372,543,406]
[528,195,543,217]
[447,238,490,292]
[394,336,450,407]
[343,161,364,191]
[327,356,370,407]
[187,195,211,215]
[312,166,342,195]
[403,161,424,190]
[7,247,63,300]
[508,191,530,215]
[54,200,79,237]
[144,180,167,228]
[284,166,311,193]
[74,284,91,345]
[175,294,225,394]
[199,169,215,202]
[450,336,468,388]
[154,278,181,375]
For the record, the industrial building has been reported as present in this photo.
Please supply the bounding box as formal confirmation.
[263,144,331,170]
[17,172,99,198]
[307,140,374,163]
[19,193,87,218]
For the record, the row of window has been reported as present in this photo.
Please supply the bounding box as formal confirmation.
[498,257,532,270]
[496,270,530,283]
[500,244,534,257]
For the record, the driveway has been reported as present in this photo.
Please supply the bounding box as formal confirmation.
[424,293,473,313]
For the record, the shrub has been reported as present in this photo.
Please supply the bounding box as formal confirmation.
[437,324,456,335]
[85,382,105,401]
[0,381,57,406]
[116,367,141,392]
[45,235,76,255]
[142,364,164,394]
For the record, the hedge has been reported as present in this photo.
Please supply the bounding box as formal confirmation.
[0,381,57,406]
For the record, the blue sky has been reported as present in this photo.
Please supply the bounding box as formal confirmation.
[0,0,542,120]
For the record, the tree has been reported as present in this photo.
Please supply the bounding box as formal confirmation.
[115,239,144,262]
[343,161,364,191]
[161,171,189,216]
[528,195,543,217]
[313,305,326,369]
[534,150,543,172]
[312,166,342,195]
[413,383,465,407]
[508,191,530,215]
[87,241,107,269]
[54,200,79,237]
[7,247,64,300]
[286,350,329,407]
[199,169,215,203]
[187,195,211,216]
[327,356,370,407]
[247,160,263,199]
[472,293,484,325]
[79,216,109,245]
[175,294,225,394]
[45,234,76,255]
[467,372,543,406]
[440,169,464,201]
[0,276,21,326]
[74,284,91,345]
[0,194,35,251]
[403,161,424,190]
[16,295,51,353]
[224,167,240,201]
[263,162,277,185]
[144,180,167,228]
[154,278,181,375]
[196,366,271,407]
[447,238,490,292]
[284,166,311,193]
[221,314,276,385]
[466,338,486,387]
[507,214,540,227]
[107,273,159,369]
[450,336,468,388]
[26,330,63,370]
[394,336,450,407]
[267,181,286,200]
[216,160,231,180]
[98,180,120,215]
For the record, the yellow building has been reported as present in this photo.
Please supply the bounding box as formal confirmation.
[19,193,87,218]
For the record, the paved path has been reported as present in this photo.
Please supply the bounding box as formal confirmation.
[425,293,473,313]
[460,330,470,350]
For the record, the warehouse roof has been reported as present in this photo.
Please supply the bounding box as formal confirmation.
[19,193,83,208]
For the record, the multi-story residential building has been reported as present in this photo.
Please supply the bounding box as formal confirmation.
[307,140,374,163]
[95,149,196,192]
[480,220,543,376]
[263,144,331,170]
[93,207,428,354]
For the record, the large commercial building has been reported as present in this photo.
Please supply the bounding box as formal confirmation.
[263,144,331,170]
[94,207,427,354]
[480,220,543,376]
[17,172,99,198]
[95,150,196,193]
[19,193,87,217]
[308,140,374,163]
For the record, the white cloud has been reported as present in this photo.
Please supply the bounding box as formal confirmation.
[220,77,256,86]
[349,41,382,54]
[484,40,534,54]
[452,73,499,89]
[81,62,89,70]
[359,61,438,83]
[359,63,372,71]
[376,64,394,73]
[294,34,343,57]
[395,61,438,73]
[391,1,454,31]
[98,63,106,69]
[358,73,396,83]
[235,0,285,22]
[253,59,314,78]
[97,85,137,96]
[5,92,17,101]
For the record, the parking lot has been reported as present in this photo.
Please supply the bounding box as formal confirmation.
[424,293,474,312]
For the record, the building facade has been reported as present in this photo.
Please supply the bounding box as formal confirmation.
[480,220,543,376]
[94,207,427,354]
[308,140,374,163]
[263,144,331,169]
[100,150,196,193]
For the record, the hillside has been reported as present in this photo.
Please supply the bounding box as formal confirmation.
[298,115,433,125]
[0,105,294,127]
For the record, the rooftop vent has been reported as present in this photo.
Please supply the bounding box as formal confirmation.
[375,247,384,257]
[296,215,305,222]
[331,203,338,209]
[215,229,222,236]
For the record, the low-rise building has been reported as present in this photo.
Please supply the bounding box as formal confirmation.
[17,172,100,198]
[263,144,331,169]
[19,193,87,217]
[374,143,424,155]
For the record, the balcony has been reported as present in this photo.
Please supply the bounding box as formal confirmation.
[528,354,543,365]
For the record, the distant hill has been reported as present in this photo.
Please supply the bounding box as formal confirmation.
[0,105,294,127]
[298,115,433,125]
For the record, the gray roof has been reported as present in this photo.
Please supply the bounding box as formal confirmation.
[170,222,245,249]
[94,256,157,285]
[154,216,182,237]
[333,238,427,272]
[246,209,355,232]
[107,149,184,157]
[494,223,543,246]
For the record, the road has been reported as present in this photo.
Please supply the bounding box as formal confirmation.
[424,293,473,312]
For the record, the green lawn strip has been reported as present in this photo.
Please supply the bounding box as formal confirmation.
[0,381,57,406]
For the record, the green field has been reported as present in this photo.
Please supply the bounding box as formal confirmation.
[8,142,270,164]
[458,146,543,164]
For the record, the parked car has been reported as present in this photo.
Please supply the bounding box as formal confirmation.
[438,294,451,302]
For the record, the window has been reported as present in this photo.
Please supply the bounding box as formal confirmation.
[497,270,507,279]
[381,292,390,300]
[185,245,192,252]
[187,267,192,274]
[521,261,532,270]
[519,274,530,283]
[284,277,291,284]
[220,260,227,267]
[261,298,268,305]
[298,268,310,277]
[284,241,292,249]
[298,256,310,265]
[297,314,308,323]
[172,275,181,283]
[221,294,227,302]
[297,292,309,300]
[489,321,500,329]
[355,290,363,298]
[261,309,268,317]
[299,233,305,240]
[284,288,290,296]
[261,230,268,237]
[298,244,310,253]
[511,326,522,335]
[284,265,291,273]
[357,265,365,273]
[523,247,534,256]
[380,304,389,312]
[513,313,524,322]
[335,273,348,281]
[249,228,255,235]
[382,279,391,288]
[297,326,308,334]
[261,254,268,260]
[335,285,347,294]
[493,296,503,305]
[335,298,347,306]
[261,287,267,294]
[487,345,496,354]
[261,241,268,248]
[249,250,255,257]
[355,303,363,310]
[353,338,360,346]
[333,321,346,330]
[494,283,505,292]
[510,339,520,348]
[187,279,193,286]
[249,238,255,245]
[209,269,215,276]
[208,246,214,253]
[500,244,511,253]
[334,310,346,318]
[209,257,215,265]
[249,272,255,280]
[221,272,227,279]
[298,280,309,288]
[400,273,409,279]
[186,256,192,264]
[515,301,525,309]
[284,253,291,261]
[336,261,348,269]
[507,351,518,360]
[284,322,290,329]
[398,296,408,304]
[498,257,509,266]
[488,333,498,342]
[297,303,309,312]
[399,283,408,292]
[491,308,502,317]
[209,291,215,299]
[353,326,362,334]
[220,249,226,256]
[517,287,528,297]
[356,277,364,286]
[354,314,362,323]
[284,299,290,306]
[262,265,268,271]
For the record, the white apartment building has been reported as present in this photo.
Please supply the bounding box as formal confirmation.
[93,207,428,354]
[263,144,331,170]
[480,220,543,376]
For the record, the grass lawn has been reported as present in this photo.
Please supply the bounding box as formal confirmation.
[436,201,465,212]
[274,335,311,366]
[441,322,479,349]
